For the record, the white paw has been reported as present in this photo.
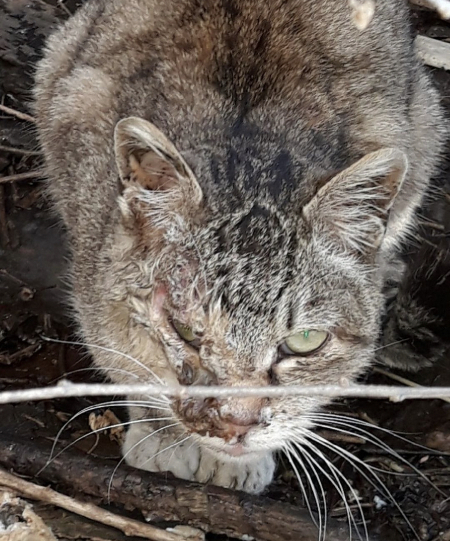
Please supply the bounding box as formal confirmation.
[195,448,276,494]
[123,423,201,481]
[123,424,275,493]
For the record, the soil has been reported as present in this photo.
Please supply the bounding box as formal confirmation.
[1,2,450,541]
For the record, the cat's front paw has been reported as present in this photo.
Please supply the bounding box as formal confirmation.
[194,448,275,494]
[123,423,201,482]
[123,424,275,494]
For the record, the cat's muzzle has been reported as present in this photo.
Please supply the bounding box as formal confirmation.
[174,396,267,445]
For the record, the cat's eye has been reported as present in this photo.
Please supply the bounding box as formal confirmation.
[280,330,330,356]
[171,319,201,348]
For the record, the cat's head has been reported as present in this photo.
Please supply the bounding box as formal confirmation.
[112,116,407,459]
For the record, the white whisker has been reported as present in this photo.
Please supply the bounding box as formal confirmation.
[298,438,367,541]
[166,434,193,470]
[107,421,181,501]
[41,335,167,389]
[47,400,170,467]
[308,413,447,496]
[283,444,322,536]
[47,416,174,472]
[50,367,142,383]
[304,431,421,541]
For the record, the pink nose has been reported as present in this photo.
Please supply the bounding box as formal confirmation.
[218,397,263,428]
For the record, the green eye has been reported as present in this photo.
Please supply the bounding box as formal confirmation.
[172,319,201,347]
[281,330,329,356]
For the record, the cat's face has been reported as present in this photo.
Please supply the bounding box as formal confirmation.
[113,117,407,459]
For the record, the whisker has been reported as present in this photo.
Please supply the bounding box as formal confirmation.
[41,335,167,390]
[298,449,329,541]
[107,421,181,501]
[308,413,448,496]
[300,444,360,541]
[49,367,142,384]
[303,431,421,541]
[372,337,410,352]
[310,412,439,448]
[298,438,368,541]
[51,416,174,468]
[286,442,329,541]
[47,400,170,466]
[312,422,412,477]
[283,444,322,536]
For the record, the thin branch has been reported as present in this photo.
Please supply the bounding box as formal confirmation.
[0,104,36,124]
[0,145,41,156]
[0,170,45,184]
[374,367,450,405]
[1,381,450,405]
[0,468,189,541]
[416,35,450,70]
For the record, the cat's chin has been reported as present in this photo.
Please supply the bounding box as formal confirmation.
[214,442,253,458]
[197,435,268,460]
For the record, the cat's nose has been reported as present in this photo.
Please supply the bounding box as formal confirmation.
[175,397,264,440]
[218,398,263,428]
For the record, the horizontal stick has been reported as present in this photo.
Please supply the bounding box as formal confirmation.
[1,381,450,404]
[0,104,36,123]
[0,170,45,184]
[416,35,450,70]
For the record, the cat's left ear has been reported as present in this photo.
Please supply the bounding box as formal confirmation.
[303,148,408,256]
[114,117,202,226]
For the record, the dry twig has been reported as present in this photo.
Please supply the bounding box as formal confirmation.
[374,367,450,404]
[0,170,45,184]
[1,380,450,405]
[0,145,41,156]
[0,103,36,123]
[416,35,450,70]
[0,468,189,541]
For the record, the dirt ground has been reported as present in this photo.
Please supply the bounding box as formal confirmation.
[1,1,450,540]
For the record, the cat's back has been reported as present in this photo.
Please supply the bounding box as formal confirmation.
[34,0,437,241]
[36,0,414,120]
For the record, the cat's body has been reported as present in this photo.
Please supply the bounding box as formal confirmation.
[35,0,445,494]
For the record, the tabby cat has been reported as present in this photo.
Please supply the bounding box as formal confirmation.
[35,0,445,494]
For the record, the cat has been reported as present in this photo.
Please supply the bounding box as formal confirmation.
[34,0,446,494]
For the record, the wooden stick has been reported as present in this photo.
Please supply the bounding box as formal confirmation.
[0,170,45,184]
[0,468,186,541]
[0,145,41,156]
[373,367,450,404]
[0,436,352,541]
[1,379,450,404]
[416,35,450,70]
[0,104,36,124]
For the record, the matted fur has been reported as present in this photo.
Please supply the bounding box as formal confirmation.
[34,0,445,494]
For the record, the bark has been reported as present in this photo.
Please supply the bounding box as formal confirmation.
[0,435,355,541]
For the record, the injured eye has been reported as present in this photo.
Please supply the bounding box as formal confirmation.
[171,319,202,349]
[280,330,330,356]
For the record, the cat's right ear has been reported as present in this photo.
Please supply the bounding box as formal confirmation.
[114,117,203,229]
